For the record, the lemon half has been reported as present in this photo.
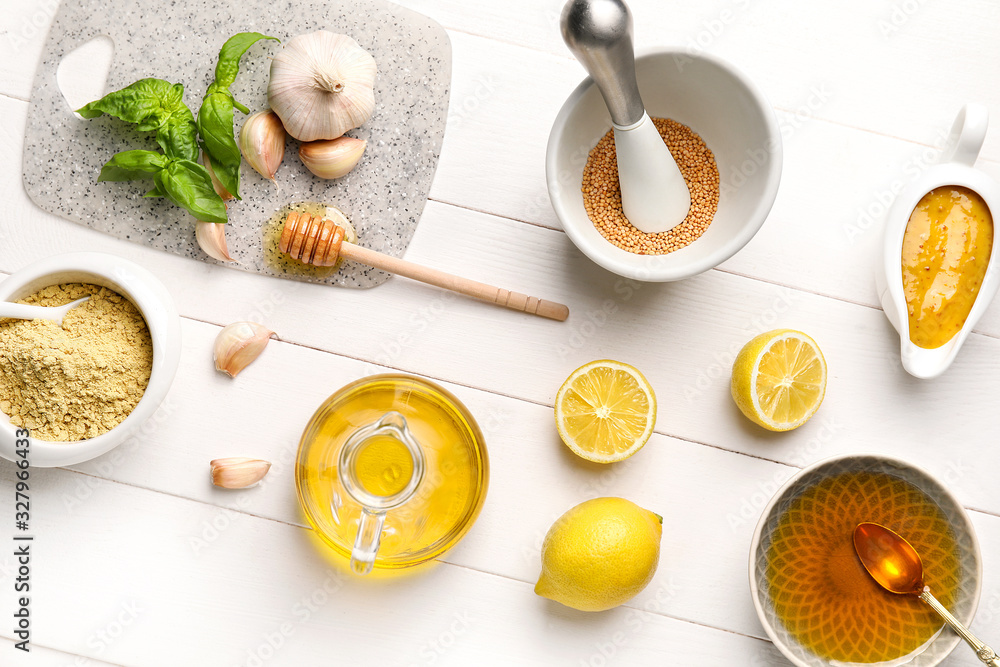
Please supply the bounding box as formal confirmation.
[554,360,656,463]
[731,329,827,432]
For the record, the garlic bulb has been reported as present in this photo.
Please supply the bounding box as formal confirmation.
[196,221,236,262]
[299,137,366,179]
[267,30,377,142]
[210,458,271,489]
[214,322,275,377]
[239,110,286,183]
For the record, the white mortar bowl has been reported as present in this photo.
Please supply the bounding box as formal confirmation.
[0,252,181,467]
[547,49,782,281]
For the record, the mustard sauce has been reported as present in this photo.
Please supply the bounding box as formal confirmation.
[902,186,992,349]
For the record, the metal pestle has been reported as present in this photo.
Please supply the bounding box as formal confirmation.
[561,0,691,234]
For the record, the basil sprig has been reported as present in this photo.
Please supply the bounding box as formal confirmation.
[77,32,277,225]
[79,78,224,223]
[197,32,279,200]
[79,78,200,162]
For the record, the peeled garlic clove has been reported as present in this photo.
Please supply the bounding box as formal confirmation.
[202,151,234,200]
[196,221,236,262]
[239,110,286,183]
[299,137,367,179]
[210,457,271,489]
[268,31,377,142]
[214,322,275,378]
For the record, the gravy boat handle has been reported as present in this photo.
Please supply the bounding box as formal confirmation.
[940,103,989,167]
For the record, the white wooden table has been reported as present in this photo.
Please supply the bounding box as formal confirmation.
[2,0,1000,665]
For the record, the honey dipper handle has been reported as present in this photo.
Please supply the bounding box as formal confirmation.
[338,242,570,321]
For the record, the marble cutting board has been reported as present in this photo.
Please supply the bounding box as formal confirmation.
[22,0,452,288]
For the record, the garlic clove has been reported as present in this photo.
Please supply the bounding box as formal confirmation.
[210,457,271,489]
[299,137,367,180]
[196,221,237,263]
[268,31,377,142]
[239,110,286,183]
[202,151,234,200]
[214,322,275,378]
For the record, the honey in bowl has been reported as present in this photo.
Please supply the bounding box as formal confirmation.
[901,186,993,349]
[766,471,961,663]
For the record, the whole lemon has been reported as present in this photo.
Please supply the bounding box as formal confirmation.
[534,497,662,612]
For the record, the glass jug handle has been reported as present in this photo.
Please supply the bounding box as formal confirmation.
[351,508,386,576]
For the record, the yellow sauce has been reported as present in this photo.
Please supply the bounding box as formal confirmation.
[902,186,993,349]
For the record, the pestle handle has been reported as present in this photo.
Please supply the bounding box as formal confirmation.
[561,0,644,127]
[339,242,570,322]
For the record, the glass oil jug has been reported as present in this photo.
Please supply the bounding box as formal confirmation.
[294,374,490,574]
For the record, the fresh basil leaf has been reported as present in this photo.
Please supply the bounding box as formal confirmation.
[77,78,179,129]
[153,160,227,223]
[214,32,278,91]
[144,183,166,198]
[193,32,278,200]
[158,110,199,162]
[97,150,171,182]
[196,92,242,198]
[79,78,198,161]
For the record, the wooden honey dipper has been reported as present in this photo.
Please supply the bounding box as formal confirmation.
[279,211,570,321]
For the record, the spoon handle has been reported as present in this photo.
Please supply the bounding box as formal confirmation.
[919,589,1000,666]
[0,302,62,322]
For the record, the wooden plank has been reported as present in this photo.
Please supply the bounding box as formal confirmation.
[0,312,990,642]
[5,130,1000,517]
[0,464,788,665]
[6,38,1000,339]
[5,0,1000,161]
[0,637,120,667]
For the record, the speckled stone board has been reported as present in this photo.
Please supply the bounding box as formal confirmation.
[23,0,451,288]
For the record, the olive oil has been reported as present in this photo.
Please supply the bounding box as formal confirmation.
[766,471,961,663]
[295,375,489,571]
[354,435,415,497]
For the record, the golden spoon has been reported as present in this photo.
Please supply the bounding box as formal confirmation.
[854,522,999,666]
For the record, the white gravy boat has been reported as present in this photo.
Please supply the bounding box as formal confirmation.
[877,103,1000,379]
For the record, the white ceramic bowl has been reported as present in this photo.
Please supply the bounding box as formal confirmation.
[0,252,181,467]
[546,49,782,281]
[749,454,982,667]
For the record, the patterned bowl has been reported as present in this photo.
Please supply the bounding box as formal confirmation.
[749,454,982,667]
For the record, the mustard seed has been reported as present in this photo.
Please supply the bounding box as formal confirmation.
[581,117,719,255]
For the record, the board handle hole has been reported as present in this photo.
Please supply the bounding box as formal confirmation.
[56,35,114,114]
